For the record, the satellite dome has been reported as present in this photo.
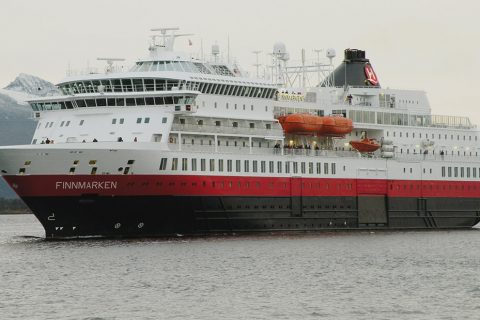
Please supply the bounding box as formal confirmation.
[326,48,336,59]
[273,42,287,56]
[211,44,220,55]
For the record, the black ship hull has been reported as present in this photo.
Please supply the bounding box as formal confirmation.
[23,195,480,239]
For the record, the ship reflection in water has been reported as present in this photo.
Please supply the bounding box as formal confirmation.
[1,214,479,319]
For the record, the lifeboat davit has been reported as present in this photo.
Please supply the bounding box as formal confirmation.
[349,138,381,153]
[278,113,353,137]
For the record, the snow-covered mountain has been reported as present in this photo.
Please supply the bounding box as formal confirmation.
[0,73,61,119]
[0,74,58,198]
[4,73,61,97]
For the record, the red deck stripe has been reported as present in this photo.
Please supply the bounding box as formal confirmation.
[4,174,480,198]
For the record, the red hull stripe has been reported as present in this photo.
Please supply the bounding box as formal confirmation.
[4,174,480,198]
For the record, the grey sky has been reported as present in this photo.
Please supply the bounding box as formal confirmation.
[1,0,479,123]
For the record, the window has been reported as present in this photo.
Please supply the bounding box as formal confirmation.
[227,160,233,172]
[285,161,290,174]
[191,158,197,171]
[454,167,458,177]
[448,167,452,177]
[162,117,167,123]
[261,161,266,173]
[112,119,117,124]
[236,160,241,172]
[209,159,215,171]
[332,163,336,175]
[269,161,274,173]
[218,159,224,172]
[316,163,321,174]
[182,158,188,171]
[215,121,221,126]
[293,162,298,174]
[137,118,142,124]
[249,123,255,129]
[253,160,258,172]
[309,162,314,174]
[201,159,206,171]
[120,118,124,124]
[324,163,329,174]
[145,117,150,124]
[244,160,249,172]
[277,161,282,173]
[441,166,445,177]
[301,162,306,174]
[171,158,178,170]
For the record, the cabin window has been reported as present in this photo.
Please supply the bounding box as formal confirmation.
[244,160,249,172]
[293,162,298,174]
[253,161,258,172]
[249,123,255,129]
[332,163,336,175]
[112,119,117,124]
[218,159,224,172]
[159,158,167,170]
[201,159,206,171]
[309,162,314,174]
[301,162,306,174]
[261,161,266,173]
[144,117,150,124]
[285,162,290,174]
[316,163,321,174]
[236,160,241,172]
[277,161,282,173]
[209,159,215,171]
[171,158,178,170]
[182,158,188,171]
[227,160,233,172]
[137,118,142,124]
[324,163,329,174]
[162,117,167,123]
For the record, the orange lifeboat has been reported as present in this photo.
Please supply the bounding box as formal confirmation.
[349,138,381,153]
[320,116,354,136]
[278,114,353,137]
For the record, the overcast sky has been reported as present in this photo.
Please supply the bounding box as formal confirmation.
[1,0,480,123]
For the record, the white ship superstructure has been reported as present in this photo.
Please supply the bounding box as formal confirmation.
[1,28,479,238]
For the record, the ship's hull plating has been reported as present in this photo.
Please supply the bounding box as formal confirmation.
[22,195,480,239]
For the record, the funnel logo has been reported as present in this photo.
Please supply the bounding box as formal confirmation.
[364,64,379,86]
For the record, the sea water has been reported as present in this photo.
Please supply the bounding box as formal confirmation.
[1,214,479,320]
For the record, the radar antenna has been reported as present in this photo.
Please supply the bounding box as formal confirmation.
[150,27,194,51]
[97,58,125,73]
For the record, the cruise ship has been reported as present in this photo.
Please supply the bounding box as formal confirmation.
[1,28,479,239]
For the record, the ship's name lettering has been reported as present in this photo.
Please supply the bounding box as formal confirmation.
[55,181,118,190]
